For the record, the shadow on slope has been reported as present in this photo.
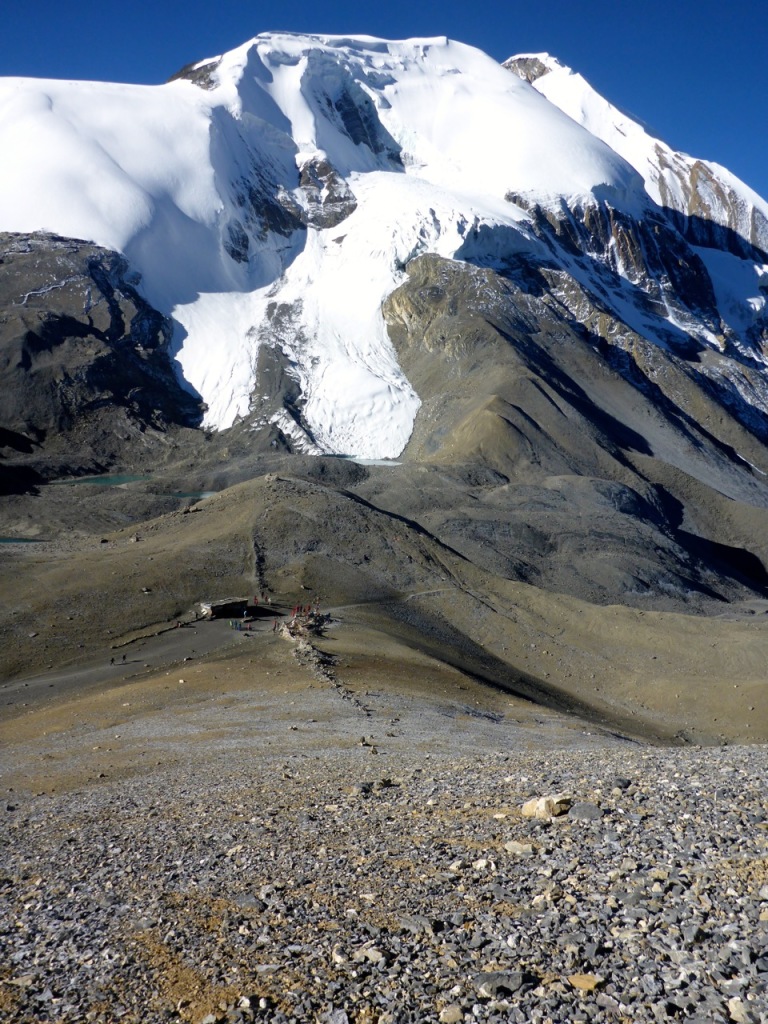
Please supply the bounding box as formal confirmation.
[381,252,768,610]
[354,599,659,743]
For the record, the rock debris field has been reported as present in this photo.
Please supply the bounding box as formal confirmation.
[3,740,768,1024]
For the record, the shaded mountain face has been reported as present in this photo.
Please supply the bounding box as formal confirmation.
[0,233,204,492]
[2,33,768,612]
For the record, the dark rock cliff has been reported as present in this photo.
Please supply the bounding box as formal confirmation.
[0,232,203,482]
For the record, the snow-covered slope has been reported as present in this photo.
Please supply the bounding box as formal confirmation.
[507,53,768,254]
[504,52,768,411]
[1,33,767,457]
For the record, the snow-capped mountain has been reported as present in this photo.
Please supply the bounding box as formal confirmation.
[506,53,768,350]
[0,32,766,464]
[507,53,768,255]
[7,32,768,617]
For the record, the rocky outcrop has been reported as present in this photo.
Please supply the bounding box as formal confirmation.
[656,153,768,260]
[167,57,222,90]
[273,156,358,231]
[503,55,552,84]
[0,232,203,471]
[296,157,358,228]
[504,192,722,340]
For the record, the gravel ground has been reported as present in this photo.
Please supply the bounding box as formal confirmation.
[3,738,768,1024]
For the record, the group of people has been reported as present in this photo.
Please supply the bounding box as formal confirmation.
[229,618,253,631]
[290,600,320,619]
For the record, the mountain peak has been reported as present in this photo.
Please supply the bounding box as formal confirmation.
[502,52,568,83]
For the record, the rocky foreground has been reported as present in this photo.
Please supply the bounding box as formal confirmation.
[2,741,768,1024]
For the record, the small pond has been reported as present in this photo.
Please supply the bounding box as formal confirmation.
[52,474,150,487]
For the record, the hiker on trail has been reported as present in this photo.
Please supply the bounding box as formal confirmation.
[121,654,126,663]
[110,657,114,665]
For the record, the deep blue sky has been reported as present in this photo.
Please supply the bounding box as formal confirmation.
[3,0,766,199]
